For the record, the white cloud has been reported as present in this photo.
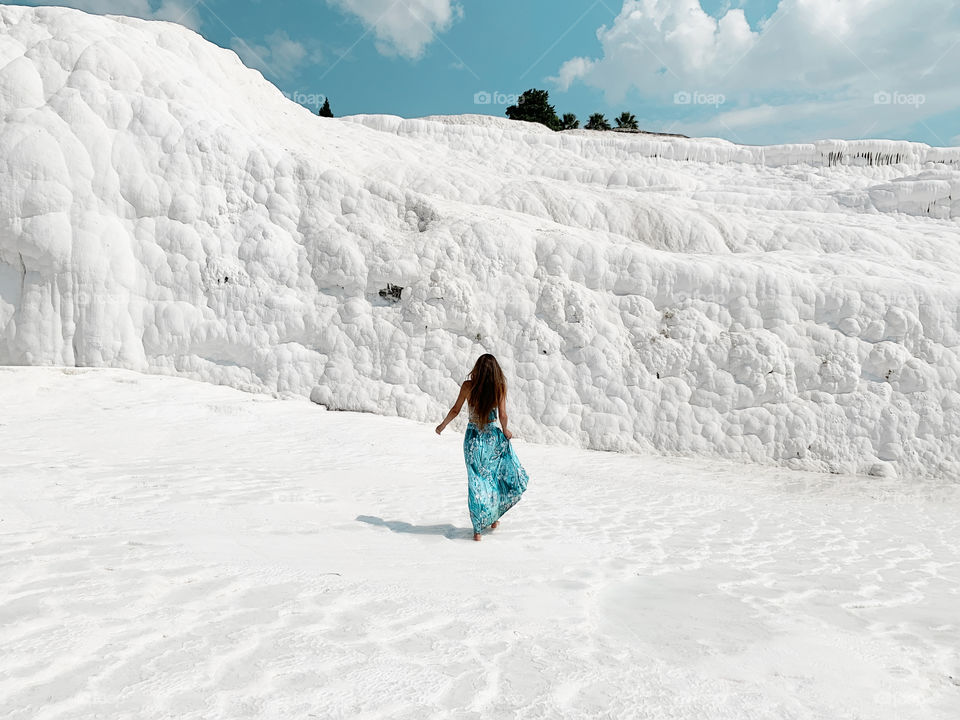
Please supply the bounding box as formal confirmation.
[326,0,461,59]
[34,0,202,30]
[231,31,320,80]
[553,57,595,93]
[553,0,960,142]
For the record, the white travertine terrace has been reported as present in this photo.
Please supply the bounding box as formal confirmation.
[1,5,958,479]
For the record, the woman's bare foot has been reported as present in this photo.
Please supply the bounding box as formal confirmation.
[491,521,499,530]
[473,532,482,541]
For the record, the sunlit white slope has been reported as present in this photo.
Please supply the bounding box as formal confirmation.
[0,5,959,479]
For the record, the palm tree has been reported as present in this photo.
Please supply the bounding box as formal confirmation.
[585,113,611,131]
[559,113,579,130]
[615,111,638,130]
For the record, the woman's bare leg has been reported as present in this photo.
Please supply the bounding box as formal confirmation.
[491,521,499,529]
[473,532,482,541]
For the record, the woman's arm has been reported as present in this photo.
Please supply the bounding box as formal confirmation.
[435,382,470,435]
[498,393,513,440]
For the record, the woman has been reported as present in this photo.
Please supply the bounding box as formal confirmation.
[435,354,529,541]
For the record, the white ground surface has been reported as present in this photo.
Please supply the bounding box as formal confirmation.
[1,367,958,719]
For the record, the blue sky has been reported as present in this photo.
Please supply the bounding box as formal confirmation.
[8,0,960,146]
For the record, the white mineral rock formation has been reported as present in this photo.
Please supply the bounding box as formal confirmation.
[1,5,958,479]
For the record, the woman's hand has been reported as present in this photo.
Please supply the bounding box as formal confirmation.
[436,382,468,436]
[503,428,513,440]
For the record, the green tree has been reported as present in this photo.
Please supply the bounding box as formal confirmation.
[615,111,638,130]
[505,89,560,131]
[559,113,579,130]
[585,113,611,131]
[318,97,334,118]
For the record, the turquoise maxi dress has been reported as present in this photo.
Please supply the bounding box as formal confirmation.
[464,407,529,534]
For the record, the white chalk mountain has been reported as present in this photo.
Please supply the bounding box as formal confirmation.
[1,5,959,480]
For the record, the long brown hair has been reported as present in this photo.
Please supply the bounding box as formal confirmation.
[467,354,506,430]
